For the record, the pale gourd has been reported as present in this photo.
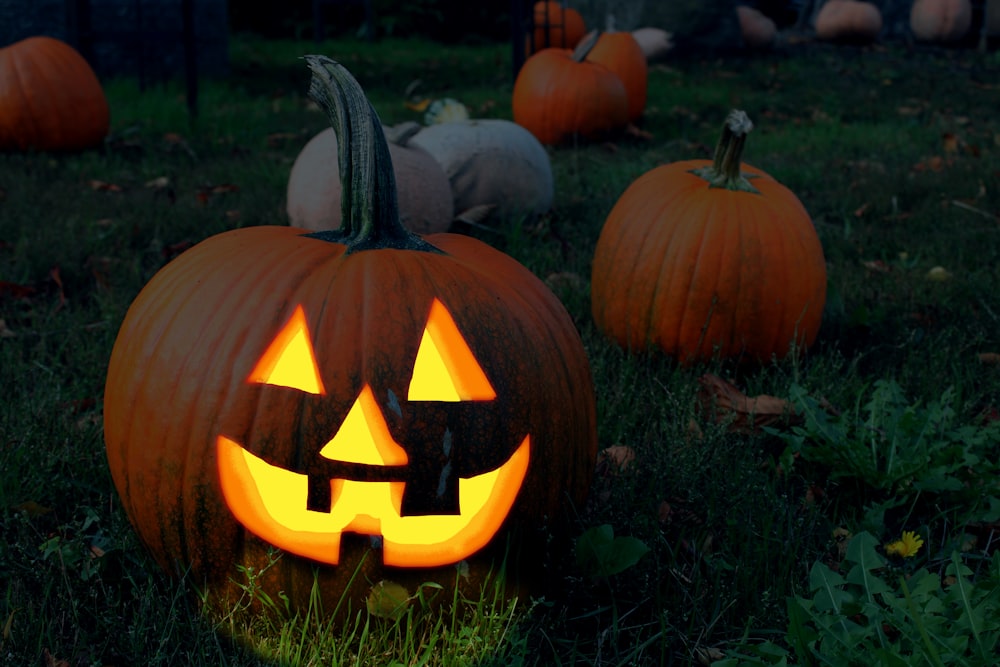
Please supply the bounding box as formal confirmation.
[630,27,673,63]
[286,126,453,234]
[406,119,554,222]
[910,0,972,43]
[815,0,883,42]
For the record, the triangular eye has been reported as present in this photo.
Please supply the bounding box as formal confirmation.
[408,299,496,402]
[248,305,326,395]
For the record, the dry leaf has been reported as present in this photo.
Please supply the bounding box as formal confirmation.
[145,176,170,190]
[42,649,70,667]
[49,266,66,310]
[624,124,654,141]
[862,259,891,273]
[694,646,725,665]
[597,445,636,475]
[942,132,960,154]
[13,501,52,516]
[978,352,1000,366]
[89,179,123,192]
[0,282,35,301]
[697,374,801,434]
[0,318,14,338]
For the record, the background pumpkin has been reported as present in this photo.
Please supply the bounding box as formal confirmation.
[585,25,648,123]
[814,0,883,42]
[528,0,587,53]
[406,118,554,221]
[105,55,597,619]
[286,123,454,234]
[0,36,109,152]
[909,0,972,43]
[736,5,778,48]
[512,31,628,146]
[590,110,827,365]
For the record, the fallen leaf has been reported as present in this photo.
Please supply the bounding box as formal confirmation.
[2,607,17,646]
[0,319,14,338]
[49,266,66,310]
[89,179,123,192]
[13,501,52,516]
[145,176,170,190]
[42,649,70,667]
[624,124,654,141]
[862,259,891,273]
[853,202,871,217]
[0,282,35,301]
[942,132,959,154]
[978,352,1000,366]
[597,445,636,475]
[697,374,801,434]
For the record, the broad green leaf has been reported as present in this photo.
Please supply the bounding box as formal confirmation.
[808,561,852,613]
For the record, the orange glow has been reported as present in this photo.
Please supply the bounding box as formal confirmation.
[408,299,496,401]
[217,434,529,567]
[248,306,325,394]
[319,384,408,466]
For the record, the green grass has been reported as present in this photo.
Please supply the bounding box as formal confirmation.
[3,32,1000,665]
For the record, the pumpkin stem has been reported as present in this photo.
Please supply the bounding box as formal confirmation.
[572,30,602,61]
[302,55,442,254]
[690,109,760,194]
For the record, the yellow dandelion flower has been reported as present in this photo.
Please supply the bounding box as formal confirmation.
[885,531,924,558]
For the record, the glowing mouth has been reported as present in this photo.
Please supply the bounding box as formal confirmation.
[217,435,530,567]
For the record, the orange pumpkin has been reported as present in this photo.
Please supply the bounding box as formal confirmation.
[591,110,827,364]
[586,27,648,123]
[528,1,587,53]
[910,0,972,43]
[814,0,883,42]
[513,32,629,146]
[104,56,597,617]
[736,5,778,48]
[0,36,109,152]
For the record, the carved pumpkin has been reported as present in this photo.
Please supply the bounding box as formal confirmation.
[0,36,109,152]
[528,1,587,53]
[286,124,453,234]
[909,0,972,43]
[104,56,597,616]
[814,0,883,43]
[590,110,827,364]
[513,32,629,146]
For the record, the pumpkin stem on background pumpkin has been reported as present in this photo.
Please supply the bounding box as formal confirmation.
[302,55,442,254]
[690,109,760,194]
[572,30,602,61]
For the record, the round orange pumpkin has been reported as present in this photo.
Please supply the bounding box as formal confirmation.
[586,27,648,123]
[591,110,827,364]
[909,0,972,43]
[513,32,629,146]
[814,0,883,42]
[528,1,587,53]
[0,36,109,152]
[104,55,597,619]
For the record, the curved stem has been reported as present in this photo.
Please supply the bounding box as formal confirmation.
[302,55,441,254]
[571,30,602,61]
[690,109,760,194]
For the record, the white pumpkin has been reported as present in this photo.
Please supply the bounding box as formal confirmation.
[630,27,673,63]
[910,0,972,43]
[405,119,554,222]
[286,125,453,234]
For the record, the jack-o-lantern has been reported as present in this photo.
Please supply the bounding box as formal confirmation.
[103,56,597,618]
